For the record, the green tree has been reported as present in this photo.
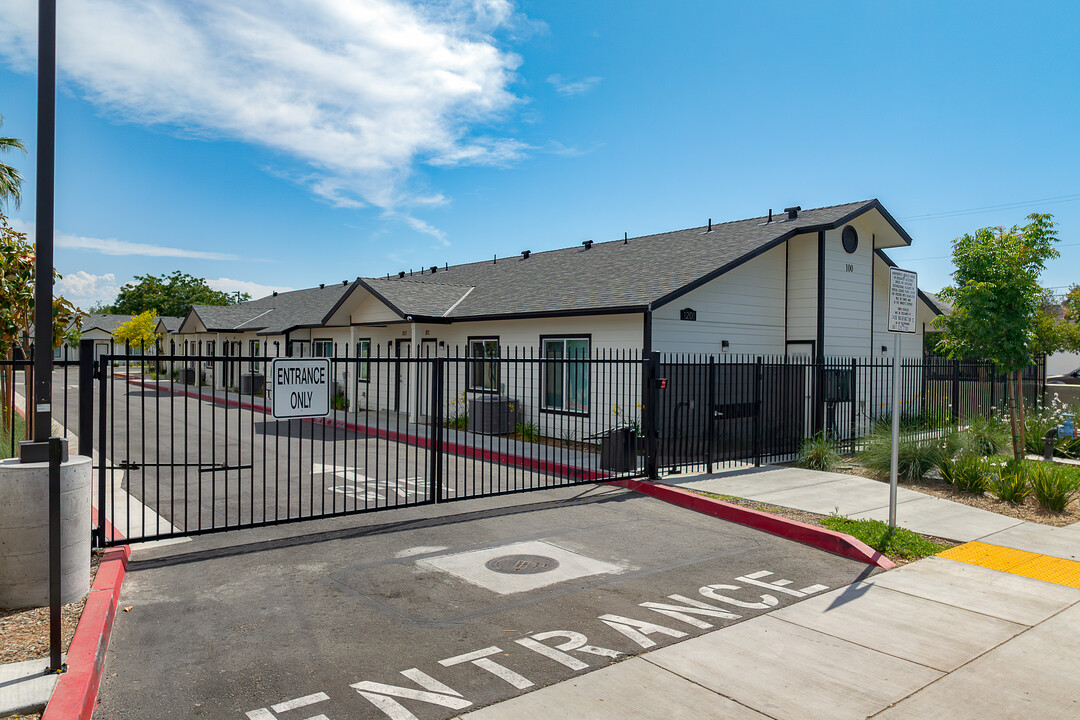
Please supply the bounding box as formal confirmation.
[935,213,1060,459]
[0,211,84,435]
[1063,284,1080,324]
[0,114,26,209]
[101,271,249,318]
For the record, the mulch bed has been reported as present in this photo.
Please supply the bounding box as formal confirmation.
[0,550,102,666]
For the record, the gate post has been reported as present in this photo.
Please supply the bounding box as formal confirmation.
[705,356,715,474]
[753,356,763,467]
[642,351,660,480]
[429,356,443,503]
[96,356,109,547]
[78,338,94,458]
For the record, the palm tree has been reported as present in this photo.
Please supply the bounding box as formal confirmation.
[0,114,27,209]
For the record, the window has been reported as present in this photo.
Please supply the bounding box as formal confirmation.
[313,339,333,358]
[206,341,216,357]
[356,339,371,381]
[541,337,590,413]
[468,337,500,391]
[249,339,261,371]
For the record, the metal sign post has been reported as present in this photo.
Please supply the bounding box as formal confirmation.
[887,267,918,529]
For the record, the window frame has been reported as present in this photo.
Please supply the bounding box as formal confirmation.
[312,338,333,358]
[539,334,592,416]
[356,338,371,382]
[466,336,500,393]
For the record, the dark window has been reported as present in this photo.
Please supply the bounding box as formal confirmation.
[356,339,371,381]
[842,225,858,254]
[468,338,500,391]
[312,339,333,358]
[541,337,590,413]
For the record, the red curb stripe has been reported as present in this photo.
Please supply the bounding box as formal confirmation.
[607,478,896,570]
[42,511,130,720]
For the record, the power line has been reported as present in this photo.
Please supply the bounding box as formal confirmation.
[899,193,1080,222]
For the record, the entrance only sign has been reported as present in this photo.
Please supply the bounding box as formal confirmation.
[271,358,331,419]
[888,267,918,334]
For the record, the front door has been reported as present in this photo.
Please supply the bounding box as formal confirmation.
[394,339,411,413]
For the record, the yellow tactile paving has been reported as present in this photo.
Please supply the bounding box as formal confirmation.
[938,541,1080,589]
[938,541,1041,572]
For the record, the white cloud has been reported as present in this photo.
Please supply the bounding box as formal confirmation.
[546,73,602,96]
[54,271,122,309]
[0,0,527,218]
[12,218,240,260]
[206,277,297,300]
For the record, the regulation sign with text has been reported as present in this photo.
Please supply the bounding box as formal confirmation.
[271,358,331,419]
[888,267,918,334]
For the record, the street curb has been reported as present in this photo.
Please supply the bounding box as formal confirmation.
[42,512,130,720]
[608,478,896,570]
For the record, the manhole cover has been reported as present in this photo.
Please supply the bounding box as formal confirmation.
[485,554,561,575]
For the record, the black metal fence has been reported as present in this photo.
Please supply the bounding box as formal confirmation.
[0,345,82,460]
[7,341,1036,546]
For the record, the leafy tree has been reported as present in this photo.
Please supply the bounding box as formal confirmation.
[0,114,26,209]
[113,309,160,371]
[100,271,249,318]
[935,213,1060,459]
[1063,284,1080,324]
[0,211,84,434]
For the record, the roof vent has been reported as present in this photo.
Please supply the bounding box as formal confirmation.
[624,232,628,244]
[582,240,593,250]
[430,265,437,274]
[768,209,773,223]
[707,218,712,232]
[342,280,348,285]
[272,291,278,297]
[785,206,801,220]
[319,283,325,289]
[521,250,531,259]
[398,271,406,278]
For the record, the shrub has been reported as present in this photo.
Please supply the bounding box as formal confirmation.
[1029,463,1080,512]
[988,459,1030,503]
[331,392,349,411]
[445,391,468,430]
[797,434,841,472]
[935,455,958,486]
[950,455,990,494]
[859,427,943,480]
[965,415,1011,457]
[515,421,540,442]
[1023,397,1074,456]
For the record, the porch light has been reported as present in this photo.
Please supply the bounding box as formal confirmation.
[721,340,730,353]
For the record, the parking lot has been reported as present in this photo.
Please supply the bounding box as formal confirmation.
[92,483,878,720]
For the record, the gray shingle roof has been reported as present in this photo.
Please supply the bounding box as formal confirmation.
[155,316,182,332]
[188,282,353,334]
[360,200,898,320]
[80,314,133,333]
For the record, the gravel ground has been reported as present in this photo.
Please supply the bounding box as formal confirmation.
[836,460,1080,527]
[0,551,102,665]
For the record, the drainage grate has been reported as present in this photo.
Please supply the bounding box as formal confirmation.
[485,554,561,575]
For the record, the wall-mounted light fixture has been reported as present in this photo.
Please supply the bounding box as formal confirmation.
[721,340,730,353]
[881,345,888,355]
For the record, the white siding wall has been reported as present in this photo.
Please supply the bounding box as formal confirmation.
[822,224,874,357]
[653,244,787,356]
[786,234,817,345]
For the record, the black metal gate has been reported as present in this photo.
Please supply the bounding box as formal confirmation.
[95,349,647,545]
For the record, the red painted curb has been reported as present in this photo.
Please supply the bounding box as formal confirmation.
[608,478,896,570]
[42,511,130,720]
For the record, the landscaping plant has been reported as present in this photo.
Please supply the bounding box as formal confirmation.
[515,421,540,442]
[1029,463,1080,512]
[797,433,841,472]
[949,455,990,494]
[821,515,949,561]
[988,459,1030,504]
[859,426,943,480]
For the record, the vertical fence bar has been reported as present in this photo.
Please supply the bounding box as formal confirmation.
[79,339,94,459]
[96,357,108,547]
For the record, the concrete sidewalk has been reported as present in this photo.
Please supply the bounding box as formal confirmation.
[456,467,1080,718]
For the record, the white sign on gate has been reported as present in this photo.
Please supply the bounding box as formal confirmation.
[271,358,331,419]
[888,267,918,334]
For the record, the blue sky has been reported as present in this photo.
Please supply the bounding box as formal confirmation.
[1,0,1078,309]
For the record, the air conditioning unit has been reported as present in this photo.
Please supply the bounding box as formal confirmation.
[468,396,517,434]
